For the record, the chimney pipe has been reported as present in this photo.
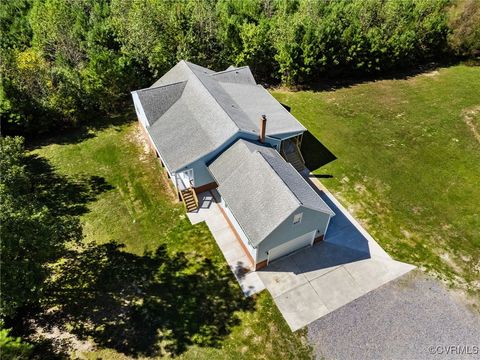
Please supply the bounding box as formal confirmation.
[259,115,267,143]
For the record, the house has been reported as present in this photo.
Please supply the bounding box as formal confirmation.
[131,60,334,270]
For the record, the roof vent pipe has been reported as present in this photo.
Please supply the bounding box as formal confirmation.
[259,115,267,143]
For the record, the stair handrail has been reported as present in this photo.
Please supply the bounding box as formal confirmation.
[295,142,305,164]
[191,187,199,208]
[179,189,188,210]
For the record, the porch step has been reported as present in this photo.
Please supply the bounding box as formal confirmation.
[181,188,198,212]
[285,151,306,172]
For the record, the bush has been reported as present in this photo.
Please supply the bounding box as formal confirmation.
[448,0,480,57]
[0,326,32,360]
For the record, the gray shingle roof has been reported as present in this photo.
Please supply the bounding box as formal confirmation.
[220,82,306,136]
[132,60,305,171]
[208,139,334,246]
[210,66,256,85]
[135,81,186,126]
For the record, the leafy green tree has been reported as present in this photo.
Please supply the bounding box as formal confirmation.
[1,0,137,135]
[111,0,222,79]
[448,0,480,57]
[0,326,33,360]
[0,0,32,51]
[0,0,474,137]
[216,0,276,80]
[0,136,82,318]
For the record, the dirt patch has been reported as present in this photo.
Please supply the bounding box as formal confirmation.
[400,228,413,239]
[128,124,178,203]
[160,171,179,203]
[462,105,480,144]
[439,252,464,274]
[128,123,153,162]
[421,70,440,77]
[32,322,95,355]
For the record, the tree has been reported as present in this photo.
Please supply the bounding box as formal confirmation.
[448,0,480,58]
[0,136,83,318]
[216,0,277,81]
[111,0,223,78]
[0,0,473,137]
[1,0,138,135]
[0,326,33,360]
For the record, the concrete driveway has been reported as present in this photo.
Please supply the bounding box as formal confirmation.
[257,179,415,331]
[187,180,415,331]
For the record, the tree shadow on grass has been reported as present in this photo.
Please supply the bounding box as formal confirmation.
[38,242,254,357]
[300,131,337,171]
[299,60,464,93]
[25,154,114,216]
[3,153,116,358]
[28,109,135,149]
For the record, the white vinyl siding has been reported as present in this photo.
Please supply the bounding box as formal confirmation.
[131,92,149,127]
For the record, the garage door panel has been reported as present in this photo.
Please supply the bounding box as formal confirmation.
[268,231,315,263]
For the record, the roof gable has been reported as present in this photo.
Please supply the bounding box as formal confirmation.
[259,151,334,215]
[135,81,186,126]
[208,139,334,246]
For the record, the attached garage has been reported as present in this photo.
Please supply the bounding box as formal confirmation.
[208,139,334,270]
[267,231,316,264]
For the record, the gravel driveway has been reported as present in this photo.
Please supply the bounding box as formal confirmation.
[308,271,480,360]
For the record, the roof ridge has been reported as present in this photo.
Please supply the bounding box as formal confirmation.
[135,80,187,93]
[291,167,335,215]
[183,62,256,135]
[257,151,334,215]
[255,151,302,208]
[209,66,250,76]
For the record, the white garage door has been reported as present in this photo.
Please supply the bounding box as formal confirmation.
[268,230,316,264]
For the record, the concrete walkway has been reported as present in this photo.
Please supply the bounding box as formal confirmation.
[187,190,265,296]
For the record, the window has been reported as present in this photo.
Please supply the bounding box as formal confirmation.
[293,213,303,224]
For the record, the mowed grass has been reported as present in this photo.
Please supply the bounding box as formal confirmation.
[272,65,480,299]
[33,121,311,359]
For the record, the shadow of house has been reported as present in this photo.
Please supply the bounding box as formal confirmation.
[279,103,336,173]
[259,186,372,275]
[40,242,254,357]
[259,240,370,276]
[300,131,337,171]
[280,102,291,112]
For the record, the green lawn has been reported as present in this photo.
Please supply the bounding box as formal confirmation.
[272,65,480,300]
[31,64,479,357]
[33,122,311,359]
